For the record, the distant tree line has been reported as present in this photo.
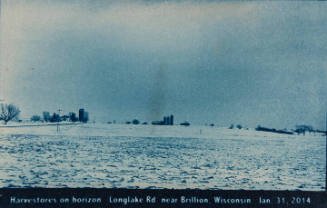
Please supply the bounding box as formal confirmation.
[254,124,326,135]
[122,115,192,127]
[229,124,242,129]
[31,109,88,123]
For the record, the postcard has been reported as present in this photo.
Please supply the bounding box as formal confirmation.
[0,0,326,207]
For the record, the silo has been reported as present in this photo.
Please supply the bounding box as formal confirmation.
[170,115,174,125]
[79,109,85,122]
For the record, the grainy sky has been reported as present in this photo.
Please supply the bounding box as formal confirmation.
[1,0,327,129]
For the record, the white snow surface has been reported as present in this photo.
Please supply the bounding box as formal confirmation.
[0,123,325,190]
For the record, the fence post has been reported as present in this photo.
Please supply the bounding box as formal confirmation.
[57,109,62,132]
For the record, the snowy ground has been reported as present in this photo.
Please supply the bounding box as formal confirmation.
[0,123,325,190]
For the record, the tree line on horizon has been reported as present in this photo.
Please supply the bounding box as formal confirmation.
[31,110,88,123]
[0,103,324,135]
[0,103,89,124]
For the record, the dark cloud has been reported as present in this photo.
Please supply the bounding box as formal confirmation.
[1,1,327,129]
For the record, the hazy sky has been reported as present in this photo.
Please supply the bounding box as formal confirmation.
[1,0,327,129]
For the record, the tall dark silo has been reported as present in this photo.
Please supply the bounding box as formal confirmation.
[167,116,171,125]
[79,109,85,122]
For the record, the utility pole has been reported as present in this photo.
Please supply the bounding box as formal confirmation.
[57,109,62,132]
[325,112,327,192]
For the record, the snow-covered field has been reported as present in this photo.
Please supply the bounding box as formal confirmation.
[0,123,325,190]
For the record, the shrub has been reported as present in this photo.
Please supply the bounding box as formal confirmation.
[132,119,140,125]
[30,115,41,122]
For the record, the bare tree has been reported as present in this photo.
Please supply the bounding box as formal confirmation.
[0,104,20,124]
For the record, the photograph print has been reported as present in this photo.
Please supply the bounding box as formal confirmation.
[0,0,326,192]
